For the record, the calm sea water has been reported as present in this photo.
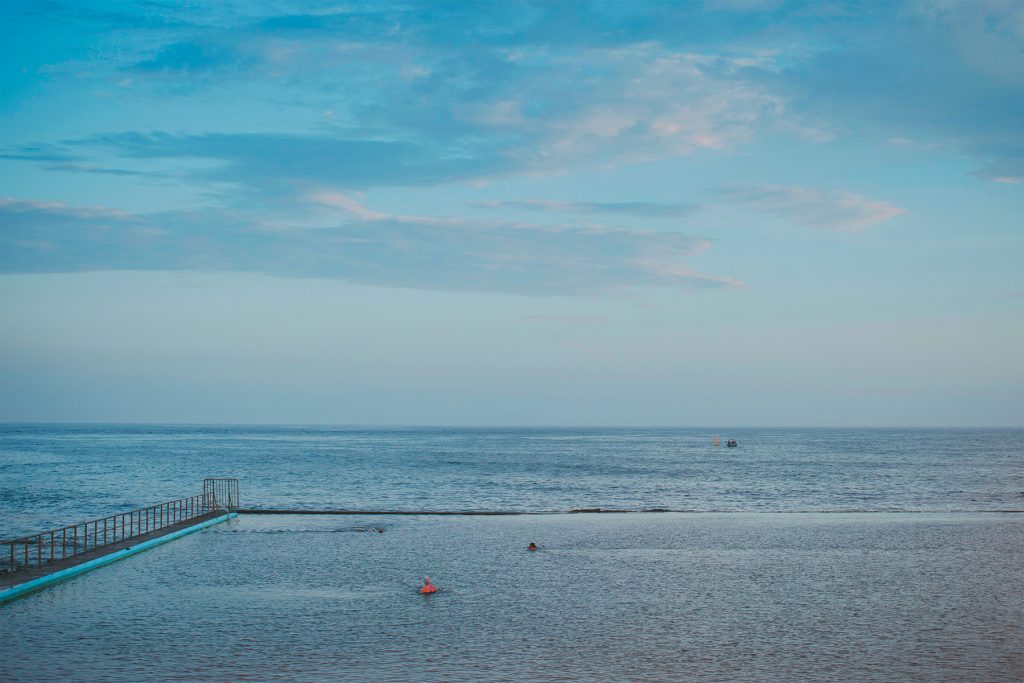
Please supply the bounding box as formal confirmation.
[2,425,1022,681]
[1,425,1021,538]
[2,512,1022,682]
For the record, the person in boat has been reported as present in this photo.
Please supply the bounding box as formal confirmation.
[420,576,437,594]
[528,543,538,551]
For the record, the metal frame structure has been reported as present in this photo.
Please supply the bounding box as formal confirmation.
[2,479,239,575]
[203,478,239,512]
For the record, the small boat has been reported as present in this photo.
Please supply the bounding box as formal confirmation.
[726,439,738,448]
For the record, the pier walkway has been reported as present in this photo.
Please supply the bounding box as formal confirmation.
[0,510,224,590]
[1,478,238,601]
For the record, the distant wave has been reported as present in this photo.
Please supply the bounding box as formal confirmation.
[221,525,389,533]
[236,507,1024,515]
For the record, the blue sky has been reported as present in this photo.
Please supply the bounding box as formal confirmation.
[1,0,1021,426]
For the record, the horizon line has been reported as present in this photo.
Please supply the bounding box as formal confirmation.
[1,421,1020,430]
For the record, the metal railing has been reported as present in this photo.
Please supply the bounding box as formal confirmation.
[3,479,239,576]
[204,478,239,511]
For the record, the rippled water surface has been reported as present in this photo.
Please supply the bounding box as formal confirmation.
[1,425,1022,537]
[2,513,1022,682]
[1,426,1022,681]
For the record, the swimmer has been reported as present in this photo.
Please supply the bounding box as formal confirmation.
[419,576,437,594]
[528,543,538,551]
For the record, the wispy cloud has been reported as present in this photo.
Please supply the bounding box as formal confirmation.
[1,14,795,192]
[0,197,737,295]
[6,0,1021,190]
[43,163,166,178]
[307,191,392,221]
[0,197,131,220]
[521,315,607,324]
[473,199,699,218]
[771,1,1024,182]
[1,133,504,202]
[723,184,906,232]
[132,40,250,74]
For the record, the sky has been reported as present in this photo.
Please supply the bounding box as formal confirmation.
[0,0,1021,426]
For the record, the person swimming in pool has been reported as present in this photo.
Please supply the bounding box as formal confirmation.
[528,543,538,551]
[419,576,437,594]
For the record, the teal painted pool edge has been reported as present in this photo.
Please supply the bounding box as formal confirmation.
[0,512,238,604]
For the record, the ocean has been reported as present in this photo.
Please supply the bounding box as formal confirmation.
[1,425,1022,681]
[2,425,1022,536]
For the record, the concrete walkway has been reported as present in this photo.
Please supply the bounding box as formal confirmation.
[0,511,224,590]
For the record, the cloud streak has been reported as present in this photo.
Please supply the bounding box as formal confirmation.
[6,0,1021,189]
[473,199,699,218]
[0,197,738,295]
[723,184,906,232]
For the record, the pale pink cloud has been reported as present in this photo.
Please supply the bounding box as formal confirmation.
[724,184,907,232]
